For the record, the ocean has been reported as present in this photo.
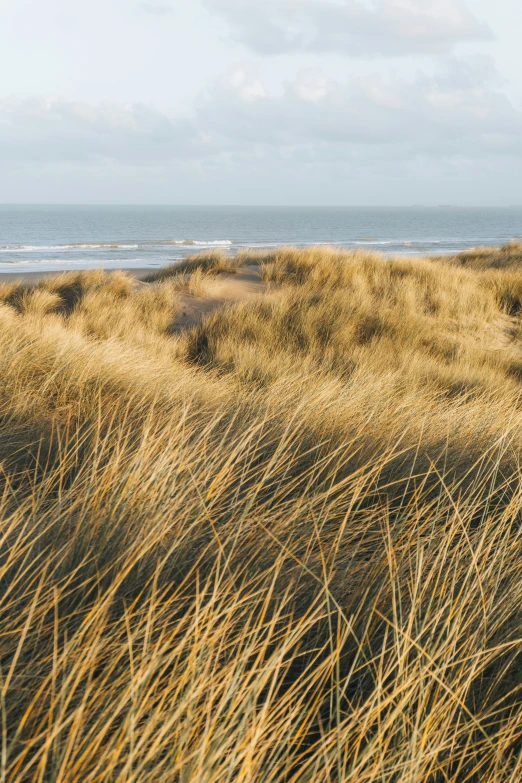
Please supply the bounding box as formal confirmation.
[1,205,521,274]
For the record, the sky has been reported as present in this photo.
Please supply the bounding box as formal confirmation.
[1,0,521,205]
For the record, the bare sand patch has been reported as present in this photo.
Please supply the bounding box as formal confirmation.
[171,266,271,332]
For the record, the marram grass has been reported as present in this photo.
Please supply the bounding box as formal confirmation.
[1,245,522,780]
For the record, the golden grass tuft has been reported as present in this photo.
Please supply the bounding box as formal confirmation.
[164,266,212,297]
[4,246,522,780]
[145,248,243,281]
[441,240,522,270]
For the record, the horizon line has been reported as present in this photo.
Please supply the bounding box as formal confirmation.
[1,203,522,209]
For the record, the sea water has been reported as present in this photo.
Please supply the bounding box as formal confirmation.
[1,205,521,274]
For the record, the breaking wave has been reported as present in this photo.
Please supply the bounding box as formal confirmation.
[0,240,233,253]
[0,243,140,252]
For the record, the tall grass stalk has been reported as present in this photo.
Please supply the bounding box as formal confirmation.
[2,245,522,779]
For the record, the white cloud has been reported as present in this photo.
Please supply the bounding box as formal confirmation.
[137,2,175,15]
[0,98,198,162]
[194,57,522,159]
[292,70,332,102]
[203,0,492,56]
[219,67,267,102]
[1,56,520,174]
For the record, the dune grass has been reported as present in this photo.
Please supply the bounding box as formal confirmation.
[145,248,245,281]
[2,245,522,780]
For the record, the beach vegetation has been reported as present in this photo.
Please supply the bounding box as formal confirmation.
[2,246,522,780]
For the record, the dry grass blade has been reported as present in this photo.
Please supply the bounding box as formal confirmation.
[1,245,522,780]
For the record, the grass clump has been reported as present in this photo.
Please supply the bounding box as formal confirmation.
[440,240,522,270]
[145,248,243,281]
[3,245,522,780]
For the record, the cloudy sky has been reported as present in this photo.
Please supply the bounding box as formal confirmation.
[1,0,521,204]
